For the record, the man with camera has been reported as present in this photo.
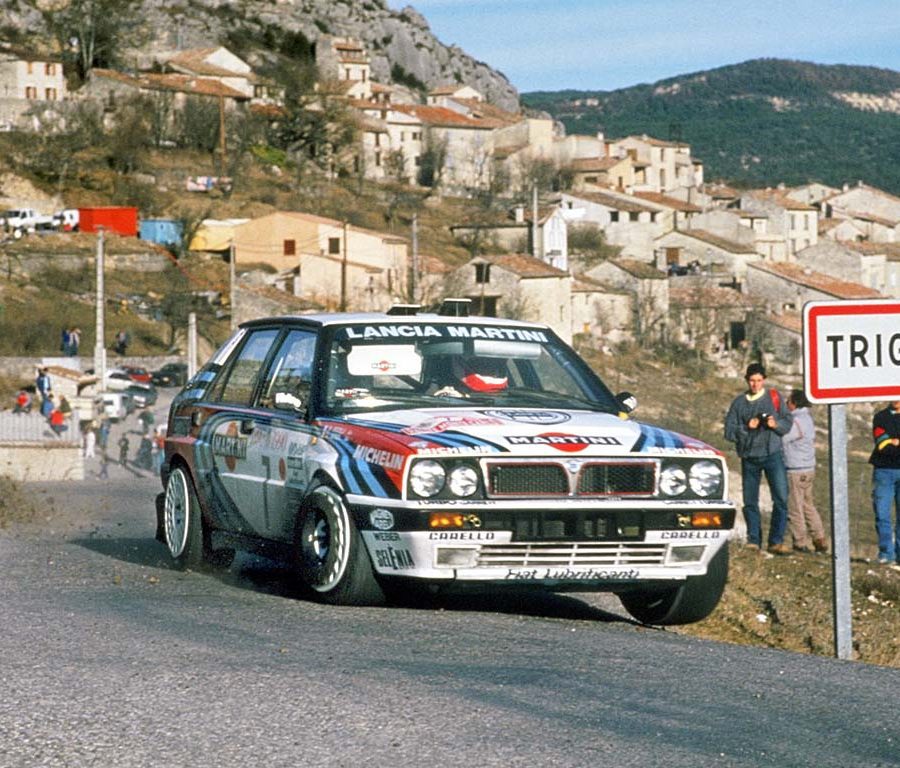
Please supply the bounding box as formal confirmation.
[725,363,793,555]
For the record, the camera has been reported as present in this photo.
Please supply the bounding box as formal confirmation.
[756,412,770,428]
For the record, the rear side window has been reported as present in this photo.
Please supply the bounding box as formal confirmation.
[210,329,279,405]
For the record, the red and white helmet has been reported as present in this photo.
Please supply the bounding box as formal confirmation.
[455,356,508,393]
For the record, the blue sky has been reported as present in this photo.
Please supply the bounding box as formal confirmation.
[387,0,900,93]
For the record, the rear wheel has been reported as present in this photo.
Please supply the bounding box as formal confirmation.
[619,546,729,625]
[296,486,384,606]
[163,466,207,570]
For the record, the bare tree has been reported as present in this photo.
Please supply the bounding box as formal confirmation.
[417,129,448,189]
[21,0,146,81]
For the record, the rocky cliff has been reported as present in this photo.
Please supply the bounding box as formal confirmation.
[1,0,519,110]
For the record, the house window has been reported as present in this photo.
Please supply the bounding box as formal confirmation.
[45,63,56,75]
[25,86,37,99]
[283,239,296,256]
[374,152,381,167]
[585,176,598,184]
[328,237,341,255]
[610,211,619,223]
[26,62,33,75]
[345,68,351,80]
[629,211,639,222]
[374,133,380,147]
[362,70,367,82]
[414,155,421,166]
[45,87,57,100]
[474,263,491,284]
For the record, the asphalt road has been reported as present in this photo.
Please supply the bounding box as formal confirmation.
[1,398,898,767]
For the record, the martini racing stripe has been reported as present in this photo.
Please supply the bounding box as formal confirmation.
[633,423,684,452]
[325,432,401,498]
[344,418,507,453]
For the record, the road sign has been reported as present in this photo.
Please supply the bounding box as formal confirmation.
[803,299,900,404]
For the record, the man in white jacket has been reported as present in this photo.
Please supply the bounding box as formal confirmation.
[782,389,827,553]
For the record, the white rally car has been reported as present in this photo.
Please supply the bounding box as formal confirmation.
[157,303,736,624]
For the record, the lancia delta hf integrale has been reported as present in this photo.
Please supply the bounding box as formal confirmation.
[156,303,736,624]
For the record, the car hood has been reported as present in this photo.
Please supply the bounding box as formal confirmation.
[323,407,720,458]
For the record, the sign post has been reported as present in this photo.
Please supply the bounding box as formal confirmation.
[803,298,900,660]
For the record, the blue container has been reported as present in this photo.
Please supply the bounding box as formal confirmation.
[139,219,184,248]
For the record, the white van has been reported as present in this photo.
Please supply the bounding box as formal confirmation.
[97,392,133,422]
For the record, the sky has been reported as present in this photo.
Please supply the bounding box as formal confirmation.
[386,0,900,93]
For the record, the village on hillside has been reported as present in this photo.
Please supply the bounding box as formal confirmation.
[2,37,900,375]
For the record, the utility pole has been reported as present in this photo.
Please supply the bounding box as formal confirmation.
[532,180,539,261]
[410,212,418,303]
[229,239,236,330]
[340,221,348,311]
[187,312,197,380]
[93,228,106,392]
[218,94,227,170]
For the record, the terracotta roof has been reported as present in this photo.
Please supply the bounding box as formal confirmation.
[566,157,622,173]
[738,209,769,219]
[633,192,702,212]
[571,273,628,294]
[747,189,816,211]
[166,48,255,80]
[567,191,658,214]
[451,98,521,126]
[612,259,667,280]
[429,85,465,96]
[673,228,757,254]
[837,240,900,259]
[92,69,248,99]
[749,261,882,299]
[391,104,500,129]
[845,211,900,227]
[704,183,739,199]
[764,311,803,334]
[669,284,755,309]
[481,253,569,279]
[817,218,844,233]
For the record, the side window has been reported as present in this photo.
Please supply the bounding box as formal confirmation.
[259,329,318,411]
[211,329,279,405]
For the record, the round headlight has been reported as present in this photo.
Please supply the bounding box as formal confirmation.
[689,460,723,497]
[659,465,688,496]
[448,465,479,497]
[410,460,446,497]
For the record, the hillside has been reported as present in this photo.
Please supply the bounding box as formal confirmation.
[0,0,518,110]
[523,59,900,194]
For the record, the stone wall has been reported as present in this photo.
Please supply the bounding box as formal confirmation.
[0,442,84,481]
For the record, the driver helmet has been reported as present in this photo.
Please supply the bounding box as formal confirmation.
[454,355,508,393]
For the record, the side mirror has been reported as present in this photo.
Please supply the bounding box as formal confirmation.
[616,391,638,415]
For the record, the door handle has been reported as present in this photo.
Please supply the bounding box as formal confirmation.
[240,418,255,434]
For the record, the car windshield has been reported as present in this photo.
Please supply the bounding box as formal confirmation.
[318,321,620,415]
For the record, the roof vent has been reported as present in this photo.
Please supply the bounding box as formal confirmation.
[386,303,421,316]
[438,298,471,317]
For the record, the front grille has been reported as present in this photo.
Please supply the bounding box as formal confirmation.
[485,459,658,498]
[577,462,656,495]
[488,463,568,495]
[476,542,667,568]
[481,509,647,542]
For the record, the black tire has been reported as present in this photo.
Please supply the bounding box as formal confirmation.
[619,546,729,626]
[163,466,207,570]
[295,486,384,606]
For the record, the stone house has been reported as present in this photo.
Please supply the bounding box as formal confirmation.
[160,47,277,104]
[0,47,66,130]
[563,156,635,193]
[795,240,888,294]
[739,190,818,255]
[448,253,573,342]
[607,135,704,194]
[232,212,408,312]
[559,190,664,258]
[570,274,632,345]
[654,228,759,282]
[668,281,757,355]
[316,37,373,100]
[821,182,900,243]
[587,258,669,343]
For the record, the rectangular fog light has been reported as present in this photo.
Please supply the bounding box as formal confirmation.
[435,547,478,568]
[668,545,705,563]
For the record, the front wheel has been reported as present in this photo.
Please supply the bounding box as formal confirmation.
[163,466,207,570]
[619,546,729,626]
[295,486,384,606]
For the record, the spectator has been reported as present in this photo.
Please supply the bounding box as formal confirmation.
[118,434,130,466]
[98,418,111,451]
[152,426,166,473]
[782,390,827,554]
[98,449,109,480]
[114,330,129,356]
[40,392,55,419]
[69,327,81,356]
[138,407,155,435]
[60,327,71,355]
[724,363,792,555]
[49,406,68,437]
[869,400,900,565]
[59,394,72,419]
[13,390,32,414]
[35,366,51,404]
[83,423,97,459]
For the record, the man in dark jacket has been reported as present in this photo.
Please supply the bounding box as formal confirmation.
[724,363,792,554]
[869,401,900,565]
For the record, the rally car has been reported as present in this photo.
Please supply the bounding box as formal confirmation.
[156,302,736,625]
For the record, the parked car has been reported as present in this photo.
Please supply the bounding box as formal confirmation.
[151,362,189,387]
[123,383,157,408]
[120,365,152,384]
[156,303,736,625]
[96,392,134,422]
[2,208,54,238]
[104,369,138,391]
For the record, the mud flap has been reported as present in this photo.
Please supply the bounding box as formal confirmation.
[155,492,166,543]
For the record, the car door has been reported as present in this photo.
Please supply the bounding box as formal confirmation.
[251,328,319,541]
[201,327,280,537]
